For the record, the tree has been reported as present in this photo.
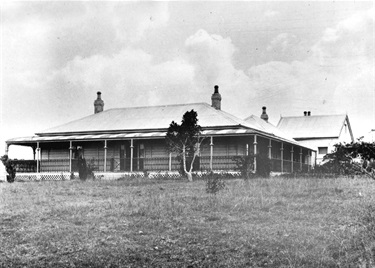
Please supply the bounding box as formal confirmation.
[165,110,204,181]
[322,139,375,179]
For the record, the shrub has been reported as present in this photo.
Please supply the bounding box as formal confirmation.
[232,153,271,179]
[205,172,226,195]
[1,155,16,183]
[77,157,94,181]
[232,155,254,179]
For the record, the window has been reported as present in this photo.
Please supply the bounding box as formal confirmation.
[318,147,328,155]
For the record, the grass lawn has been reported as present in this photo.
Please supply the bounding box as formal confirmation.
[1,176,375,267]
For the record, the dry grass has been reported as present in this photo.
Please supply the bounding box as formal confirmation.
[1,176,374,267]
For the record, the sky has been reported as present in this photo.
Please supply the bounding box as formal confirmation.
[1,1,374,159]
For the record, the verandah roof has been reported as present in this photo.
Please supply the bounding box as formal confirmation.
[7,128,314,150]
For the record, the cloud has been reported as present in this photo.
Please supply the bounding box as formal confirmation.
[312,8,373,69]
[1,2,170,72]
[51,29,256,117]
[264,10,280,18]
[110,1,170,42]
[267,33,300,53]
[49,47,196,115]
[185,29,255,115]
[247,8,375,136]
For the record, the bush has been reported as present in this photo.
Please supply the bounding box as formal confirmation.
[1,155,16,183]
[232,153,271,179]
[232,155,254,179]
[205,172,226,195]
[77,157,94,181]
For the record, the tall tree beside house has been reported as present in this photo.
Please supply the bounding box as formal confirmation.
[165,110,203,182]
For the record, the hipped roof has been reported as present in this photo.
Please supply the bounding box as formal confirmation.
[8,102,313,149]
[38,103,250,135]
[277,114,354,140]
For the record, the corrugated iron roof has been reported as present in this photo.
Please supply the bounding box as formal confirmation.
[244,115,297,142]
[7,102,314,150]
[277,114,352,139]
[7,129,258,143]
[8,125,308,148]
[39,103,255,135]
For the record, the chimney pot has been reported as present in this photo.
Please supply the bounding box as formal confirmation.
[94,92,104,114]
[211,85,222,110]
[261,106,269,122]
[304,111,307,116]
[308,111,311,116]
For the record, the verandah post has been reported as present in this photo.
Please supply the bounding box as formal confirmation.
[169,152,172,171]
[268,139,272,159]
[104,140,108,172]
[300,147,303,171]
[280,142,284,173]
[291,146,294,173]
[130,139,134,172]
[5,143,9,156]
[253,135,257,173]
[69,141,73,173]
[307,151,311,172]
[210,136,213,171]
[36,142,40,173]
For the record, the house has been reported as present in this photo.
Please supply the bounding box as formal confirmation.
[5,86,314,180]
[277,111,354,164]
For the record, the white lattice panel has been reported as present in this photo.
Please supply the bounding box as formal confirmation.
[15,172,73,181]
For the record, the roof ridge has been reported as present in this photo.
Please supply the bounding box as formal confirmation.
[280,114,347,119]
[107,102,209,111]
[212,108,248,127]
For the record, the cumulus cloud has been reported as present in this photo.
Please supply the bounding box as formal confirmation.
[185,29,255,115]
[49,29,256,118]
[248,8,374,136]
[267,33,300,53]
[51,47,195,113]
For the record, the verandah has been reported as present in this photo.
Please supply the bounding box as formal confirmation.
[7,134,313,174]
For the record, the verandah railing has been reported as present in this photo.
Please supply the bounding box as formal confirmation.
[14,156,311,173]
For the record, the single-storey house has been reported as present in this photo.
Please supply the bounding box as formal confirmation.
[6,86,314,180]
[277,111,354,164]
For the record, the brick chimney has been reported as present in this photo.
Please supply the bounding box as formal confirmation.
[211,85,222,110]
[261,106,269,122]
[94,91,104,114]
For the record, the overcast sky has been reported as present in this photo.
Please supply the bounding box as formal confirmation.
[1,1,374,158]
